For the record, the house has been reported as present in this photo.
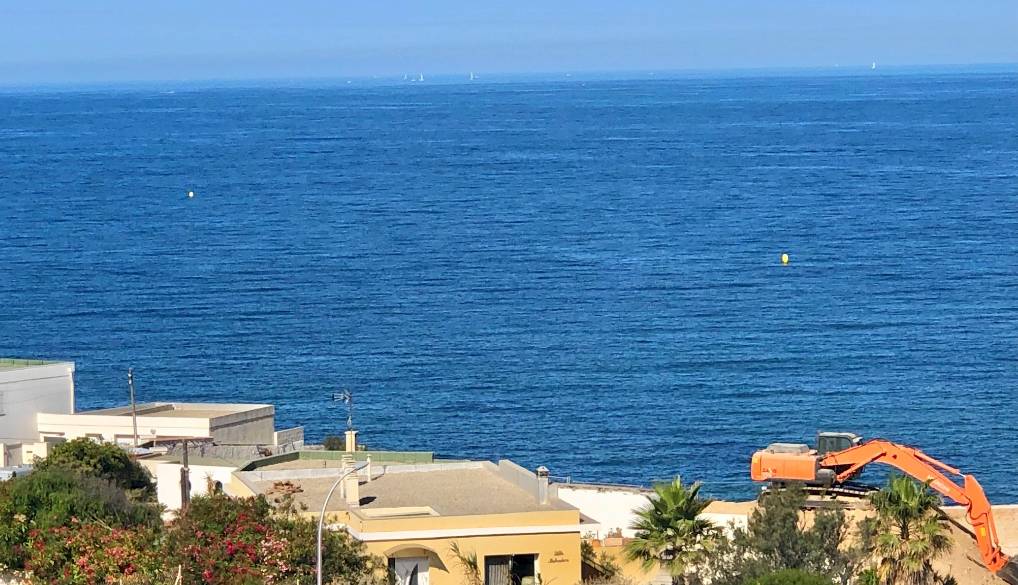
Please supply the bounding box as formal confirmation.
[235,454,584,585]
[37,401,303,450]
[0,358,76,466]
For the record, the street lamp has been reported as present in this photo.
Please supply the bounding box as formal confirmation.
[317,461,368,585]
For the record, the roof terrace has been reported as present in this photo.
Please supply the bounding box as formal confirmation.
[0,358,65,371]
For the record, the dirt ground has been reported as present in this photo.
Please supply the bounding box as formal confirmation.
[939,505,1018,585]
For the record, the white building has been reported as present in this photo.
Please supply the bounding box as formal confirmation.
[37,402,302,448]
[557,482,751,538]
[0,358,76,466]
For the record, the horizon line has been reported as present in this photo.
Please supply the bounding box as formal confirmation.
[2,61,1016,93]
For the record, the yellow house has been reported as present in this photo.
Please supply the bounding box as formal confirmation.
[236,458,584,585]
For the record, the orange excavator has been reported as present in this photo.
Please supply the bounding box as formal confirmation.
[751,432,1018,583]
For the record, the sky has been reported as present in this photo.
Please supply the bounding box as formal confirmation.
[1,1,1016,85]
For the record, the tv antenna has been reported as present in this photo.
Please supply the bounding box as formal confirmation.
[332,389,353,430]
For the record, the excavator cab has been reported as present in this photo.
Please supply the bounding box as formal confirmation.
[816,432,861,457]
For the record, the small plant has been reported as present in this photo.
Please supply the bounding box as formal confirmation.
[267,480,308,516]
[323,436,346,451]
[450,542,482,585]
[582,541,622,582]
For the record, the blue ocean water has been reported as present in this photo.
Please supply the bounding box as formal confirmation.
[1,72,1017,500]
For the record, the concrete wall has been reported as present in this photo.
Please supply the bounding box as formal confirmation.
[273,426,304,447]
[557,484,651,539]
[0,362,75,443]
[156,462,238,512]
[207,406,275,445]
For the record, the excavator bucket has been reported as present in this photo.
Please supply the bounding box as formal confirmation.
[998,559,1018,585]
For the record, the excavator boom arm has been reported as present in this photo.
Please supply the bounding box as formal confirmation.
[820,440,1008,573]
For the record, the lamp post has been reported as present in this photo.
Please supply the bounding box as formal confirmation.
[317,461,367,585]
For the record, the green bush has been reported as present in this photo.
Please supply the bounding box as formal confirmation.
[34,438,154,500]
[747,569,834,585]
[323,435,346,450]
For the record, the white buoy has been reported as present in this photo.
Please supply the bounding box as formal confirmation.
[187,191,194,198]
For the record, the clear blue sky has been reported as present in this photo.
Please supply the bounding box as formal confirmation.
[2,1,1016,84]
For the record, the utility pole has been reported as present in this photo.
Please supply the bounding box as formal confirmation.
[128,368,139,448]
[179,439,191,511]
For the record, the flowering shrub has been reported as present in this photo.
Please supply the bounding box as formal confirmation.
[23,521,165,585]
[161,492,387,585]
[2,454,384,585]
[0,469,159,571]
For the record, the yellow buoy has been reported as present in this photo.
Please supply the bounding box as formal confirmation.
[781,253,789,265]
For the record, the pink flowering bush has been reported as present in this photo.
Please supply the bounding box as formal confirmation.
[23,521,164,585]
[164,492,383,585]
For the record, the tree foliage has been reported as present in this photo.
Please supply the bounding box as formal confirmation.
[624,477,720,583]
[34,438,154,501]
[867,475,954,585]
[703,486,870,585]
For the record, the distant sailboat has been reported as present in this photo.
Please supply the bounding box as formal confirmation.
[403,74,408,81]
[469,72,476,81]
[418,73,424,82]
[871,62,877,70]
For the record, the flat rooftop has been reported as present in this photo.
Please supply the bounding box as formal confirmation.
[245,461,576,517]
[76,402,272,418]
[0,358,67,371]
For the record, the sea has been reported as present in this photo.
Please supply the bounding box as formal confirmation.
[1,69,1017,501]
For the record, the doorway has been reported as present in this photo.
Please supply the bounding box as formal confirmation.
[484,554,537,585]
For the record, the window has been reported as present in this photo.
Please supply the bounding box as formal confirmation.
[389,557,429,585]
[484,555,536,585]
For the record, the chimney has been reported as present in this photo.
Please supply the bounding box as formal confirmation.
[536,466,549,505]
[344,472,360,507]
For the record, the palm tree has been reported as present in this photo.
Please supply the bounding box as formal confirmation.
[868,475,954,585]
[624,476,719,584]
